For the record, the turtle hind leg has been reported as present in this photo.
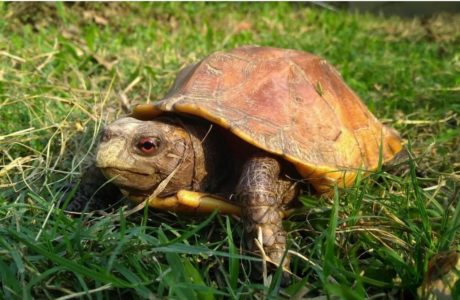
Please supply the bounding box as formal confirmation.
[236,154,298,278]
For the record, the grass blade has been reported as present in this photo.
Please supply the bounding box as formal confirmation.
[7,229,131,288]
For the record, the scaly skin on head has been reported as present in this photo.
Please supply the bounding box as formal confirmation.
[96,117,196,199]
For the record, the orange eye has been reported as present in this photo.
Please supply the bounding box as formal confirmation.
[137,137,160,154]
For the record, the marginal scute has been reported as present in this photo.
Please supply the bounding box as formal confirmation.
[131,104,163,120]
[137,46,403,193]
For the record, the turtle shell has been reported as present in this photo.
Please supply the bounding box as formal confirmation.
[132,46,403,193]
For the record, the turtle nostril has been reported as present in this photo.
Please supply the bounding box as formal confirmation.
[101,129,113,142]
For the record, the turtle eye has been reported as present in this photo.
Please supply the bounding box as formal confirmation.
[137,137,161,155]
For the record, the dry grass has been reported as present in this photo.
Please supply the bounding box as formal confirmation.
[0,2,459,299]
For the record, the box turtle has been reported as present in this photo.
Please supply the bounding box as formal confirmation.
[72,46,403,274]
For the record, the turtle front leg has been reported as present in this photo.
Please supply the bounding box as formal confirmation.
[66,163,123,213]
[236,155,298,272]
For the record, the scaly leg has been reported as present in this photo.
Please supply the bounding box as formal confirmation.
[236,155,297,271]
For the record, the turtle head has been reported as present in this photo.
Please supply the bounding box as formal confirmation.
[96,117,195,199]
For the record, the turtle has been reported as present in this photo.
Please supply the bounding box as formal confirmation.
[71,46,404,274]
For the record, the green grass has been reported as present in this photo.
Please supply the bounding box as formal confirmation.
[1,2,459,299]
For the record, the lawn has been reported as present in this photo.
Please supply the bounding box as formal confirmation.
[0,2,459,299]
